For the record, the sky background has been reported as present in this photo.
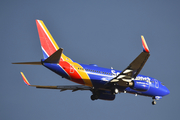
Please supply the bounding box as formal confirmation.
[1,1,180,120]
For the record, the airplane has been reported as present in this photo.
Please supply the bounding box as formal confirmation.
[13,20,170,105]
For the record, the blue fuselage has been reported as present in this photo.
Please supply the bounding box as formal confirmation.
[43,62,170,98]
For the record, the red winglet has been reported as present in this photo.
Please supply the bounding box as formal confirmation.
[141,35,149,53]
[20,72,30,86]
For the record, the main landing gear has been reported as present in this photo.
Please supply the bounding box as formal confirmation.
[91,94,98,101]
[90,88,99,101]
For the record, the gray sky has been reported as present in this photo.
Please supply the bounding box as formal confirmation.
[1,1,179,120]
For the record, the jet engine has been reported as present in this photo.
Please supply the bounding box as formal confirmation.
[130,80,150,92]
[91,90,115,101]
[98,91,115,100]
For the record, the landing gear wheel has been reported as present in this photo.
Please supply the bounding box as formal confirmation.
[152,100,156,105]
[91,95,95,101]
[90,95,98,101]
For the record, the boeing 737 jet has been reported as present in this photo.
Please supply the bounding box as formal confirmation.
[13,20,170,105]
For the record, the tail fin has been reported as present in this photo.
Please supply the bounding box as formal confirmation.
[36,20,59,59]
[36,20,73,62]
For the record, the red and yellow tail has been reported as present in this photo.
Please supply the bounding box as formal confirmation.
[36,20,73,62]
[36,20,59,59]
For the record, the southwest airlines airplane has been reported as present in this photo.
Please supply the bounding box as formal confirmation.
[13,20,170,105]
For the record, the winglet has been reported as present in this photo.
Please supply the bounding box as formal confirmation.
[20,72,31,86]
[141,35,149,53]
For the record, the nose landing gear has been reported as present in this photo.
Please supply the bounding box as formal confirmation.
[152,97,157,105]
[152,99,156,105]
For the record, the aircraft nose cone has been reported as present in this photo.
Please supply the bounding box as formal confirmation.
[162,86,170,96]
[165,88,170,95]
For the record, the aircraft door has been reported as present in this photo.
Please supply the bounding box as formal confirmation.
[70,65,74,73]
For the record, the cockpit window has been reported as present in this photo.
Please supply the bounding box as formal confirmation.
[161,82,165,86]
[150,80,154,83]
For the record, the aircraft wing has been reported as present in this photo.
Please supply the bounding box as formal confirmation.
[33,85,91,92]
[110,36,150,86]
[21,72,91,92]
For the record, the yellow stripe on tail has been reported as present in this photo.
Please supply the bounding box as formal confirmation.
[20,72,30,86]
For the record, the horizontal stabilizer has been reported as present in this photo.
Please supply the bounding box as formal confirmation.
[12,62,42,65]
[44,48,63,63]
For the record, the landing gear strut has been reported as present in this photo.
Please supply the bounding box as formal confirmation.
[152,98,156,105]
[90,88,99,101]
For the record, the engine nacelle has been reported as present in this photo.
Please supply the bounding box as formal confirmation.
[98,91,115,101]
[130,80,149,92]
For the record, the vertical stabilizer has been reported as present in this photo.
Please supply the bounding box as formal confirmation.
[36,20,73,62]
[36,20,59,59]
